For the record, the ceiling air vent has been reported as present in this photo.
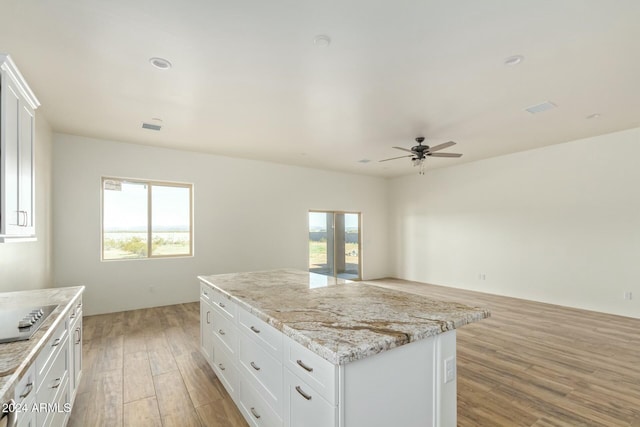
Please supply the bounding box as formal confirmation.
[525,101,557,114]
[142,122,162,131]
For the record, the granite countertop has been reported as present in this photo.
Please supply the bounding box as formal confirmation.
[198,269,490,365]
[0,286,84,405]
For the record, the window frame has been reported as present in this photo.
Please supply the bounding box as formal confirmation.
[101,176,194,261]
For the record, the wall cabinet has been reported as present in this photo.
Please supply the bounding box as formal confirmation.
[0,54,40,242]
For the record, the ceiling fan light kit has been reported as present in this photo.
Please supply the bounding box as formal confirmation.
[379,136,463,175]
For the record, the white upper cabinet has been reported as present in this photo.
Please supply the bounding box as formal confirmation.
[0,54,39,242]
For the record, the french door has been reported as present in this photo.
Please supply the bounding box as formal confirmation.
[308,211,361,280]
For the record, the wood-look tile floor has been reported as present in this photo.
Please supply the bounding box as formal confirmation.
[67,303,248,427]
[68,280,640,427]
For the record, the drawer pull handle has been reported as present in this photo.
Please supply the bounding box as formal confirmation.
[19,382,34,398]
[250,407,261,419]
[296,359,314,372]
[52,338,61,347]
[206,311,211,324]
[75,328,81,344]
[219,302,226,308]
[218,363,225,371]
[250,326,260,334]
[295,385,312,401]
[77,302,82,308]
[250,361,261,371]
[218,329,225,336]
[70,310,76,319]
[51,378,62,389]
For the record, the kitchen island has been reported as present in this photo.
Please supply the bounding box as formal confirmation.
[199,269,489,427]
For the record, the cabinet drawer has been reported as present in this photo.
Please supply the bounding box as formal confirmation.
[209,287,237,320]
[42,375,70,427]
[239,334,283,415]
[212,337,239,400]
[284,369,338,427]
[238,309,282,359]
[284,369,336,427]
[35,318,68,379]
[36,337,68,413]
[238,378,282,427]
[14,364,35,404]
[212,308,238,355]
[200,283,212,301]
[284,337,337,404]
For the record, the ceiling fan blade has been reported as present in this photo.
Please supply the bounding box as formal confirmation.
[428,152,462,158]
[392,146,414,153]
[379,155,413,162]
[428,141,456,152]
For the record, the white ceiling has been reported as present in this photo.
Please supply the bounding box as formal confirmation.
[1,0,639,177]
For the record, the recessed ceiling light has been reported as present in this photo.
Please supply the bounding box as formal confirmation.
[314,35,331,47]
[504,55,524,66]
[586,113,601,119]
[149,57,172,70]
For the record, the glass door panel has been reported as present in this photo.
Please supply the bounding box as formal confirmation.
[309,211,360,280]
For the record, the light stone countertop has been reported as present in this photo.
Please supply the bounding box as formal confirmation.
[0,286,84,405]
[198,269,490,365]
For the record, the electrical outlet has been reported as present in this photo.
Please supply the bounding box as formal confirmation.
[624,291,633,300]
[478,273,486,280]
[444,357,456,384]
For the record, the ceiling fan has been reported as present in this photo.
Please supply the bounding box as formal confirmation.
[379,137,462,174]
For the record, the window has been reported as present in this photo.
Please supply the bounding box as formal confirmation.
[308,211,361,280]
[102,177,193,260]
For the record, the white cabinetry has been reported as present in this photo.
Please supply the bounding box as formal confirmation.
[199,281,457,427]
[0,54,40,242]
[34,313,69,427]
[68,297,83,401]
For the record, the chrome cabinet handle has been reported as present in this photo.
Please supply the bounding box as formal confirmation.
[70,309,76,319]
[218,363,225,371]
[75,328,81,344]
[218,329,225,335]
[296,359,314,372]
[250,407,261,419]
[52,338,61,347]
[250,361,261,371]
[218,302,225,308]
[250,326,260,334]
[206,311,211,324]
[51,378,62,389]
[19,382,34,398]
[295,385,312,401]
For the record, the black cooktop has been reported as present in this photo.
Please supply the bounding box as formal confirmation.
[0,305,58,344]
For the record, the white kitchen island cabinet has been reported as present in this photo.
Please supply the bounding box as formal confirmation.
[199,269,489,427]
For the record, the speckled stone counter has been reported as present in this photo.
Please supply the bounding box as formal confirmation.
[0,286,84,406]
[198,269,490,365]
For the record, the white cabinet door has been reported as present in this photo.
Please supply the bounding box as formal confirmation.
[0,55,38,241]
[200,298,214,363]
[17,99,35,234]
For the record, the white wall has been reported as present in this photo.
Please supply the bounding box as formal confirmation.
[0,112,53,292]
[52,134,389,315]
[390,127,640,319]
